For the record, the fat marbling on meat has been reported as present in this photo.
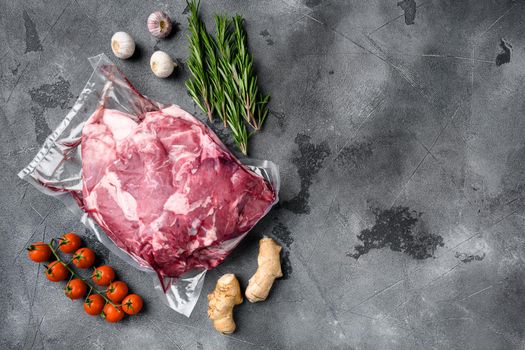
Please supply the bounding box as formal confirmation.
[81,105,276,281]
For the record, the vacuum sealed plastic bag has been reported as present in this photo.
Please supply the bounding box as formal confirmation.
[18,54,279,316]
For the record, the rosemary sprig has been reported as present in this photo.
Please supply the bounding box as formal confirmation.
[203,18,227,128]
[185,0,270,155]
[214,15,249,154]
[185,0,213,122]
[231,16,270,131]
[212,15,233,127]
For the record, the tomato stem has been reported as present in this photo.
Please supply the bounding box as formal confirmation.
[47,239,116,308]
[84,285,93,303]
[65,273,74,290]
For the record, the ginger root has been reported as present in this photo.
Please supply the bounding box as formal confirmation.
[207,274,243,334]
[245,237,283,303]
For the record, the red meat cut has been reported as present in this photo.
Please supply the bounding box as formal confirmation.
[81,105,276,282]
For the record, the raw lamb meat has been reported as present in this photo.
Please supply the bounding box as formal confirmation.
[81,105,276,282]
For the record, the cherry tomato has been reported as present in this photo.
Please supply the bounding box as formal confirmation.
[102,303,125,323]
[106,281,128,303]
[65,278,87,299]
[84,294,105,316]
[59,232,82,254]
[92,265,115,286]
[72,247,95,269]
[27,242,52,263]
[121,294,143,315]
[45,261,68,282]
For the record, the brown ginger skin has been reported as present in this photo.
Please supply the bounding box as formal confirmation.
[245,237,283,303]
[207,274,243,334]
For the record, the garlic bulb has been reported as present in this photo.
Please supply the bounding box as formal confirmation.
[147,11,172,38]
[150,51,176,78]
[111,32,135,59]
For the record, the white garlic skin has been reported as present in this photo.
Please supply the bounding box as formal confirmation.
[111,32,135,59]
[147,11,172,39]
[150,51,176,78]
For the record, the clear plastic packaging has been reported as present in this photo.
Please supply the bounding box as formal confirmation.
[18,54,279,316]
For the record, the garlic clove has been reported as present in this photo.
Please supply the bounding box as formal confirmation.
[150,51,176,78]
[147,11,173,39]
[111,32,135,59]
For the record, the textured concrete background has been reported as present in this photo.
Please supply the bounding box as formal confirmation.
[2,0,525,349]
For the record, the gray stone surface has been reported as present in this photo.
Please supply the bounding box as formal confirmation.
[1,0,525,349]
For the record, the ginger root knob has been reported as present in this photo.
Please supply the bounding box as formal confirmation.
[245,237,283,303]
[207,274,243,334]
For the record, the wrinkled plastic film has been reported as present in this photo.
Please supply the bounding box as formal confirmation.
[18,54,280,317]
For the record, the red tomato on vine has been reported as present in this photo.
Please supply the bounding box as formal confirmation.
[92,265,115,286]
[27,242,52,263]
[84,294,105,316]
[72,247,95,269]
[65,278,87,299]
[122,294,143,315]
[102,303,125,323]
[59,232,82,254]
[45,261,68,282]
